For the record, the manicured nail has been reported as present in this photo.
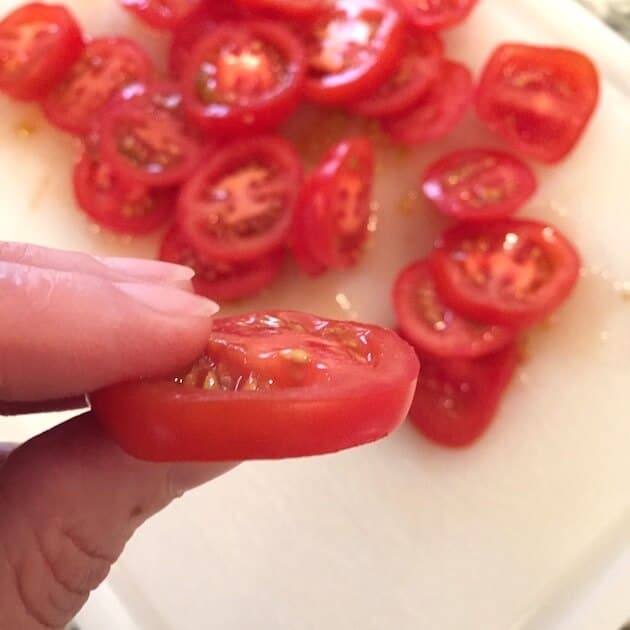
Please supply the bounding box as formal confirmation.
[99,256,194,287]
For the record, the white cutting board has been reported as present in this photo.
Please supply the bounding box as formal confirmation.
[1,1,630,629]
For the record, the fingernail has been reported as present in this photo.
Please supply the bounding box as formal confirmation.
[168,462,238,497]
[98,256,195,288]
[115,282,219,318]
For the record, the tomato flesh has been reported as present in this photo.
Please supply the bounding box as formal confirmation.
[90,311,420,461]
[392,0,479,31]
[119,0,204,30]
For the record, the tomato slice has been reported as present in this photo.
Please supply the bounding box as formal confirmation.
[159,227,285,302]
[430,220,581,327]
[119,0,204,30]
[99,82,204,188]
[42,37,154,136]
[236,0,325,19]
[394,258,515,359]
[352,31,443,118]
[409,344,518,448]
[303,0,404,106]
[382,60,472,145]
[0,2,84,101]
[181,20,306,136]
[475,44,600,164]
[421,148,537,221]
[90,310,420,461]
[177,136,302,263]
[391,0,479,31]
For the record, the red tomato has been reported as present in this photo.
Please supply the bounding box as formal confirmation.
[42,37,154,136]
[181,20,306,136]
[159,227,284,302]
[177,136,302,262]
[409,344,518,448]
[421,148,537,221]
[0,3,84,101]
[393,259,515,359]
[304,0,404,106]
[392,0,479,31]
[99,82,204,188]
[475,44,600,163]
[90,310,420,461]
[430,220,581,327]
[119,0,204,30]
[236,0,325,19]
[382,60,473,145]
[352,32,444,118]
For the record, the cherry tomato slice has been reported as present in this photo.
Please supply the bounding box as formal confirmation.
[42,37,154,136]
[90,310,420,461]
[159,227,284,302]
[394,258,515,359]
[382,60,472,145]
[236,0,325,19]
[0,2,84,101]
[421,148,537,221]
[392,0,479,31]
[181,20,306,136]
[430,220,581,327]
[352,32,443,118]
[177,136,303,263]
[304,0,404,106]
[409,344,518,448]
[119,0,204,30]
[475,44,600,164]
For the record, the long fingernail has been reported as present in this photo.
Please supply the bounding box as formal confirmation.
[115,282,219,318]
[98,256,195,288]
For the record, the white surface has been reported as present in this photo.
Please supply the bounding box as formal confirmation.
[1,0,630,629]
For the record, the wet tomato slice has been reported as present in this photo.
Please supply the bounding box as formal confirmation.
[304,0,404,106]
[236,0,325,19]
[181,20,306,136]
[352,32,443,118]
[119,0,204,30]
[475,44,600,163]
[99,82,204,188]
[409,344,518,448]
[382,60,472,145]
[42,37,154,136]
[0,2,84,101]
[393,258,515,359]
[90,310,420,461]
[422,148,537,221]
[392,0,479,31]
[159,227,284,302]
[177,136,303,263]
[430,220,581,327]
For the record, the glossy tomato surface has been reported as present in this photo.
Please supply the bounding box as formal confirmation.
[119,0,204,30]
[236,0,325,19]
[90,310,420,461]
[392,0,479,31]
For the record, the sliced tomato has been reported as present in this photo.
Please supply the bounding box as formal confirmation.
[0,2,84,101]
[392,0,479,31]
[304,0,404,106]
[422,148,537,221]
[42,37,154,136]
[352,32,443,118]
[430,220,581,327]
[382,60,472,145]
[181,20,306,136]
[393,258,515,359]
[177,136,302,263]
[475,44,600,163]
[90,310,420,461]
[236,0,325,19]
[409,344,518,448]
[119,0,204,30]
[159,227,284,301]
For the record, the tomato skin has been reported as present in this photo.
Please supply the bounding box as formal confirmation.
[430,220,581,327]
[392,0,479,31]
[475,44,600,164]
[119,0,204,30]
[236,0,325,19]
[421,148,537,222]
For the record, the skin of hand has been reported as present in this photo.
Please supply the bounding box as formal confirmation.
[0,241,234,630]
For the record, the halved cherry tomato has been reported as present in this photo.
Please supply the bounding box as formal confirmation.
[236,0,325,19]
[475,44,600,163]
[352,31,443,118]
[392,0,479,31]
[177,136,302,262]
[119,0,204,30]
[304,0,404,106]
[99,82,204,188]
[0,2,84,101]
[42,37,154,136]
[382,60,472,145]
[409,344,518,448]
[422,148,537,221]
[181,20,306,136]
[393,258,515,359]
[159,227,285,302]
[90,310,420,461]
[430,220,581,327]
